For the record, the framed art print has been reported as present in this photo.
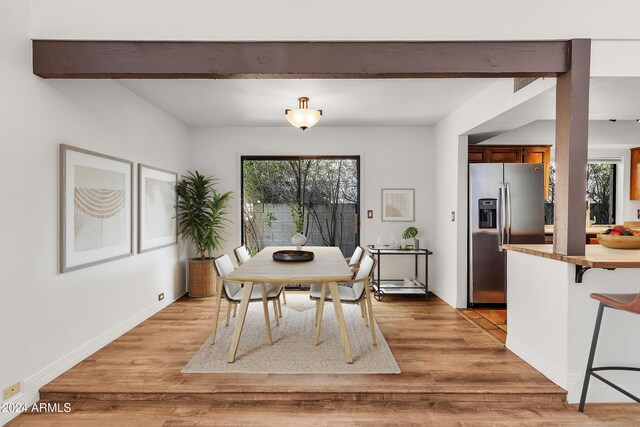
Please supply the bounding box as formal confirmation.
[381,188,415,222]
[60,145,133,272]
[138,164,178,253]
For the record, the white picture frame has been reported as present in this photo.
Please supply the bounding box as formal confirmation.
[138,164,178,253]
[381,188,415,222]
[60,144,133,273]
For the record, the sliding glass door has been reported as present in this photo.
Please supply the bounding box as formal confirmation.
[241,156,360,255]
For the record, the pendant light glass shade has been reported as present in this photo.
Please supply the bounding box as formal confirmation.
[285,97,322,130]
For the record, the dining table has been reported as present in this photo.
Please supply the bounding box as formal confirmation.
[212,246,355,363]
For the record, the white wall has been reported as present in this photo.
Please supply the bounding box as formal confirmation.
[592,40,640,77]
[188,127,435,282]
[0,1,188,422]
[506,252,570,388]
[432,79,557,307]
[506,251,640,403]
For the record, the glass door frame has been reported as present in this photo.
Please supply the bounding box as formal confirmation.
[240,155,361,249]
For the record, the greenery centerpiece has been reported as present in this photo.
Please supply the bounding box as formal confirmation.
[176,171,233,297]
[401,226,419,250]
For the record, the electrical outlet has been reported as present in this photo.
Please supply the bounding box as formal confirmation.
[3,381,21,400]
[637,209,640,219]
[158,292,165,302]
[451,211,456,222]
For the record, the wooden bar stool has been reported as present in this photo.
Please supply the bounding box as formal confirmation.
[578,292,640,412]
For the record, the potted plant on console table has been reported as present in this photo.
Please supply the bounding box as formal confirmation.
[401,226,419,250]
[176,171,233,297]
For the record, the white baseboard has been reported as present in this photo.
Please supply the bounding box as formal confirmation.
[0,292,186,426]
[429,288,456,308]
[506,335,568,390]
[505,335,640,404]
[566,373,640,404]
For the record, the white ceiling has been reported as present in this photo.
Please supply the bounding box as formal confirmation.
[119,79,498,127]
[119,77,640,132]
[469,77,640,137]
[482,119,640,148]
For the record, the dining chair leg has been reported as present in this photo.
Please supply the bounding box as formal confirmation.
[329,282,353,364]
[277,297,282,318]
[360,301,369,327]
[210,276,223,345]
[227,283,254,363]
[282,288,287,304]
[272,299,280,326]
[260,284,273,345]
[315,283,327,345]
[233,303,237,317]
[364,279,377,346]
[225,301,232,326]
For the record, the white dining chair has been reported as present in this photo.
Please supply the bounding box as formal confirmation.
[234,244,251,264]
[212,254,283,345]
[234,244,287,314]
[310,245,367,322]
[310,254,378,346]
[346,245,365,274]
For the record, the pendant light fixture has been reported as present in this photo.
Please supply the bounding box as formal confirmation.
[285,97,322,130]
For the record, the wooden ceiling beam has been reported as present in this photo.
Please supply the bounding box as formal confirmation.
[32,40,570,79]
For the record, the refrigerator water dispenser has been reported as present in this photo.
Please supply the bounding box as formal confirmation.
[478,198,497,229]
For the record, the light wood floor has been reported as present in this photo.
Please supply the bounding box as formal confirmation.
[8,292,639,426]
[459,308,508,344]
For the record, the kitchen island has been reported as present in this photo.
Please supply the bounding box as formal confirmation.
[543,225,610,244]
[503,244,640,404]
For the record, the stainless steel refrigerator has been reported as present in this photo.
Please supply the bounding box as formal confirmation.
[468,163,545,305]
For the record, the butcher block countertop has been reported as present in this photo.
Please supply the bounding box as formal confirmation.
[504,244,640,269]
[544,225,609,235]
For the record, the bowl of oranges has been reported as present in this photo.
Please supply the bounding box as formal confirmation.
[597,225,640,249]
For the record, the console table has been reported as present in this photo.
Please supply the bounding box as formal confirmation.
[366,245,433,301]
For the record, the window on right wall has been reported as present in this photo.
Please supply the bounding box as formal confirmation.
[544,161,617,226]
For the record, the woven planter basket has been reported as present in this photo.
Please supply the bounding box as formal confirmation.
[188,258,216,297]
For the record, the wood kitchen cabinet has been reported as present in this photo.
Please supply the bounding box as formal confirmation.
[468,145,551,198]
[523,146,551,199]
[488,147,522,163]
[630,147,640,200]
[468,146,522,163]
[468,147,487,163]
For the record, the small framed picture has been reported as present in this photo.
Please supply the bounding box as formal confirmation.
[381,188,415,222]
[138,164,178,253]
[60,145,133,272]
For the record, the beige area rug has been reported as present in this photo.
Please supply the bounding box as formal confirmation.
[182,293,400,374]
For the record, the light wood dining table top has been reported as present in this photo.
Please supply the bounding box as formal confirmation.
[227,246,354,284]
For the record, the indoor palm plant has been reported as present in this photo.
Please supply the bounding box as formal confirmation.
[176,171,233,297]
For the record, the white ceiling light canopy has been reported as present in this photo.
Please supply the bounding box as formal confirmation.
[285,97,322,130]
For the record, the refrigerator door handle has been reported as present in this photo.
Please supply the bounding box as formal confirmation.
[505,182,512,245]
[497,183,505,252]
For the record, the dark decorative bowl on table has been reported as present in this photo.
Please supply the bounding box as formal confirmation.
[597,225,640,249]
[273,250,315,262]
